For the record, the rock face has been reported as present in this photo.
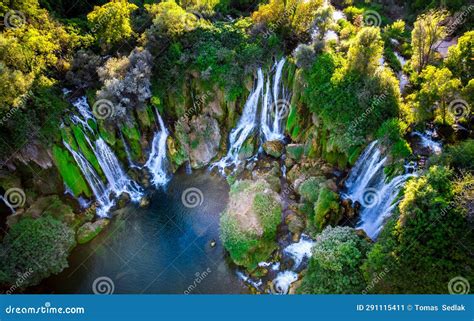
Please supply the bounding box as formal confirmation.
[4,141,54,170]
[263,140,284,158]
[7,195,75,227]
[77,219,109,244]
[313,187,342,232]
[286,144,304,161]
[175,115,221,168]
[220,179,282,270]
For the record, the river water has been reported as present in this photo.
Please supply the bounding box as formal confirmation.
[34,169,248,294]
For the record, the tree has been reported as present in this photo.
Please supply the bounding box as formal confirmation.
[87,0,138,50]
[96,47,153,118]
[362,166,474,293]
[299,226,370,294]
[410,10,447,73]
[418,66,461,124]
[445,31,474,85]
[251,0,324,41]
[0,216,76,288]
[347,27,384,76]
[312,4,335,41]
[146,0,199,38]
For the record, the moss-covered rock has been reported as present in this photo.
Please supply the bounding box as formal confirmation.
[51,145,91,198]
[121,124,143,161]
[220,179,282,270]
[167,136,188,170]
[297,176,326,203]
[24,195,72,218]
[239,134,258,160]
[286,144,304,161]
[71,124,103,176]
[174,115,221,168]
[76,219,109,244]
[314,187,342,232]
[263,140,284,158]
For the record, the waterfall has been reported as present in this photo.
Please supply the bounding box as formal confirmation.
[261,58,291,142]
[0,195,16,214]
[93,138,143,202]
[342,141,415,239]
[63,141,114,217]
[214,57,290,172]
[145,111,170,187]
[213,69,264,170]
[236,234,315,294]
[412,130,442,155]
[64,96,144,217]
[71,97,95,133]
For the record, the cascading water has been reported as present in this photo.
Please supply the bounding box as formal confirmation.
[213,69,264,170]
[342,141,415,239]
[411,130,442,155]
[64,96,144,216]
[214,58,291,172]
[63,141,114,217]
[93,138,143,202]
[71,96,95,133]
[0,196,16,214]
[237,234,315,294]
[260,58,291,142]
[145,111,170,187]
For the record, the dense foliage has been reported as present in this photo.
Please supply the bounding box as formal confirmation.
[299,226,371,294]
[0,215,76,288]
[0,0,472,295]
[362,166,473,293]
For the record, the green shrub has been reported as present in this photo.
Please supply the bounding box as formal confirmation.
[298,176,325,203]
[299,226,370,294]
[0,216,76,288]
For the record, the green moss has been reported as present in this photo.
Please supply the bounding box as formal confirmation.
[221,180,282,270]
[121,124,142,161]
[60,127,78,150]
[253,193,281,234]
[136,107,152,130]
[286,144,304,161]
[76,220,109,244]
[348,146,362,166]
[298,176,325,203]
[314,187,342,232]
[51,145,91,198]
[71,124,103,176]
[98,123,116,147]
[238,134,256,160]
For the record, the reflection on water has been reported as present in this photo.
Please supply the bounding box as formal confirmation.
[35,169,248,294]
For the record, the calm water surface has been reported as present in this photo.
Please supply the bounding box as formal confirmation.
[36,169,248,294]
